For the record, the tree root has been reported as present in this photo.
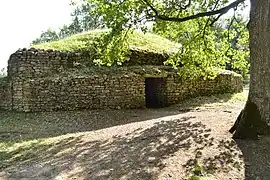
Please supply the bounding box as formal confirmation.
[229,100,269,139]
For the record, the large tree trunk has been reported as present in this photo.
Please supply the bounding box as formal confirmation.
[230,0,270,139]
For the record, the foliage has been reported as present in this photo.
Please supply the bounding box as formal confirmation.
[193,164,203,176]
[32,29,60,45]
[70,0,104,31]
[0,68,7,78]
[153,14,249,77]
[187,163,217,180]
[213,16,250,77]
[85,0,249,79]
[153,18,224,78]
[187,176,201,180]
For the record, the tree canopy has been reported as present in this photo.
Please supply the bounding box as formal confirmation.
[32,0,249,79]
[85,0,249,78]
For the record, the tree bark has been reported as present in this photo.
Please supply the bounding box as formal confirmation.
[230,0,270,139]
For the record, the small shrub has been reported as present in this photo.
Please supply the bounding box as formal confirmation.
[193,164,203,176]
[187,175,201,180]
[0,68,7,78]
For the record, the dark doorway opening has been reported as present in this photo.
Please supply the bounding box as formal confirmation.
[145,78,168,108]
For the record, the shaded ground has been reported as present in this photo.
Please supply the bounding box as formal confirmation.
[0,92,270,180]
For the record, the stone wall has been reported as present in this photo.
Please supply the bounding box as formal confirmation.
[166,71,243,105]
[8,48,88,79]
[0,48,243,112]
[7,48,168,80]
[24,73,145,112]
[1,70,242,112]
[0,77,12,110]
[126,49,169,66]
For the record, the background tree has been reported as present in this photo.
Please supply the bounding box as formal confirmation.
[87,0,269,139]
[0,68,7,78]
[58,25,73,39]
[215,17,250,77]
[70,0,104,31]
[32,28,59,44]
[32,0,103,45]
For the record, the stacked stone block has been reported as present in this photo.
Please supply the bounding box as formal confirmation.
[0,48,243,112]
[25,73,145,112]
[0,77,12,110]
[166,71,243,105]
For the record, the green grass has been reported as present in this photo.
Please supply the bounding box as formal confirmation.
[32,29,181,53]
[187,176,215,180]
[0,133,79,170]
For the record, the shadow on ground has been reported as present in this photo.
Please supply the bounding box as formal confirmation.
[1,116,216,179]
[236,138,270,180]
[183,139,243,175]
[0,92,238,142]
[3,114,266,180]
[1,92,258,179]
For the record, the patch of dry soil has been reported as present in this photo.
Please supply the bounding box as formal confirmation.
[1,101,270,180]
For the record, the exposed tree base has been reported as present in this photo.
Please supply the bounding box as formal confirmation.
[229,100,270,139]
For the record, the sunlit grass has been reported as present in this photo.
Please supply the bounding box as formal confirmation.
[0,133,83,169]
[32,29,180,53]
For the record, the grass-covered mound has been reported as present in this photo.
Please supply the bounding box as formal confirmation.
[32,29,181,54]
[31,29,222,77]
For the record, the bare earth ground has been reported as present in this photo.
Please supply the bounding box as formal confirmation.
[1,92,270,180]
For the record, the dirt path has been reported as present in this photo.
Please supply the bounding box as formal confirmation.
[1,95,270,180]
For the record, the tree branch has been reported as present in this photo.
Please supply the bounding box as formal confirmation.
[142,0,245,23]
[143,0,159,15]
[210,13,224,26]
[203,0,221,41]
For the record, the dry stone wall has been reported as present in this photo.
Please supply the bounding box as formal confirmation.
[0,77,12,110]
[126,49,169,66]
[7,48,168,80]
[26,73,145,112]
[0,48,243,112]
[166,71,243,105]
[8,48,88,79]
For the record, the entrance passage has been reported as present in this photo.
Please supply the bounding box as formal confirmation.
[145,78,168,108]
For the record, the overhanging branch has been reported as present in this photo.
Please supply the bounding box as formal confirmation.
[142,0,246,23]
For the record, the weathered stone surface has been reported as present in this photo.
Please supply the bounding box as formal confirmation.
[0,77,12,110]
[0,48,243,112]
[7,48,87,79]
[126,49,169,66]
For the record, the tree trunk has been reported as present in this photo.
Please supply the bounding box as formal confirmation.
[230,0,270,139]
